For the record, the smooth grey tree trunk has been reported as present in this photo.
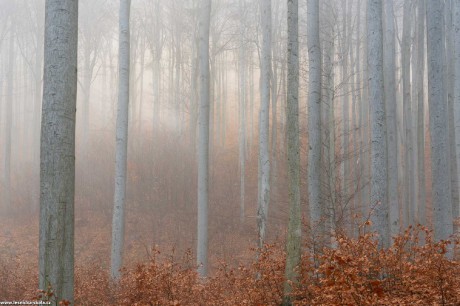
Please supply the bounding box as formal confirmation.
[197,0,211,278]
[39,0,78,302]
[257,0,271,249]
[416,0,426,226]
[238,0,247,222]
[111,0,131,282]
[307,0,323,250]
[445,0,459,233]
[426,0,453,242]
[2,27,13,210]
[383,0,399,238]
[283,0,300,303]
[367,0,389,249]
[402,0,416,228]
[453,0,460,232]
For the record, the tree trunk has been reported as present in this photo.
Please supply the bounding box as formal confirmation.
[367,0,389,249]
[307,0,323,251]
[283,0,300,303]
[426,0,453,242]
[383,0,400,238]
[257,0,271,249]
[416,0,426,226]
[111,0,131,282]
[453,0,460,233]
[39,0,78,302]
[197,0,212,278]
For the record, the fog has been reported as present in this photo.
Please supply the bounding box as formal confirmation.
[0,0,457,302]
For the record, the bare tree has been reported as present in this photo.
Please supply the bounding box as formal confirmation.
[284,0,300,303]
[39,0,78,302]
[427,0,453,242]
[197,0,212,278]
[257,0,271,248]
[111,0,131,281]
[383,0,399,238]
[367,0,389,248]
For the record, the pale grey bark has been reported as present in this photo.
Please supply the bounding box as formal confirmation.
[257,0,271,249]
[283,0,300,303]
[383,0,399,238]
[111,0,131,282]
[361,0,370,218]
[367,0,389,248]
[39,0,78,302]
[427,0,453,242]
[453,0,460,231]
[307,0,323,247]
[321,0,336,243]
[197,0,211,278]
[2,27,13,210]
[238,0,247,222]
[341,0,350,208]
[445,0,459,232]
[402,0,416,228]
[416,0,426,226]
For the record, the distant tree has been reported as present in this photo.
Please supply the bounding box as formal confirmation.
[39,0,78,302]
[111,0,131,281]
[426,0,453,242]
[454,0,460,231]
[283,0,300,303]
[306,0,323,250]
[257,0,271,249]
[383,0,399,238]
[197,0,212,278]
[367,0,389,248]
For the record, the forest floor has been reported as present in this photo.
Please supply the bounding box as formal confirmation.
[1,209,459,305]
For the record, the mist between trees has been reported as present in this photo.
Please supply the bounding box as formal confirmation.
[0,0,459,304]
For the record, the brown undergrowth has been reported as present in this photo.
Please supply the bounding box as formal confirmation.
[1,222,459,305]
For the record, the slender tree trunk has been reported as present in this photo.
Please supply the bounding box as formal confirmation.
[426,0,453,242]
[257,0,271,249]
[323,12,336,241]
[39,0,78,302]
[367,0,389,249]
[417,0,426,226]
[2,28,13,210]
[239,0,247,222]
[453,0,460,233]
[307,0,323,250]
[283,0,300,303]
[197,0,212,278]
[111,0,131,281]
[402,0,416,228]
[445,0,459,232]
[383,0,400,238]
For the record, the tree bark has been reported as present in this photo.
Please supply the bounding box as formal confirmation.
[197,0,212,278]
[257,0,271,249]
[283,0,300,303]
[383,0,400,238]
[367,0,389,248]
[111,0,131,282]
[426,0,453,242]
[39,0,78,302]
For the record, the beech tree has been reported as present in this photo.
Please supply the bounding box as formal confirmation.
[39,0,78,302]
[367,0,389,248]
[257,0,271,249]
[426,0,453,242]
[383,0,399,237]
[197,0,212,278]
[283,0,300,303]
[307,0,323,249]
[111,0,131,281]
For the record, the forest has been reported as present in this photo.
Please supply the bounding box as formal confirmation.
[1,0,460,305]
